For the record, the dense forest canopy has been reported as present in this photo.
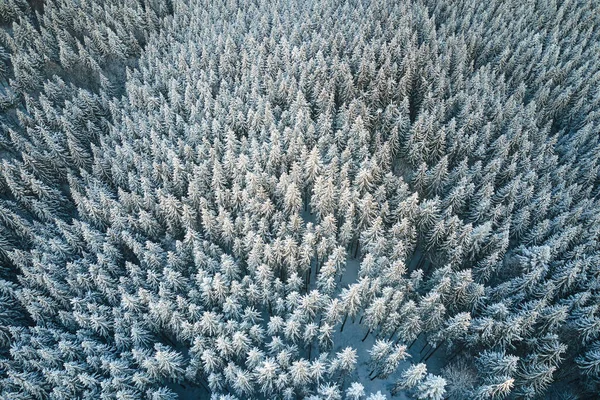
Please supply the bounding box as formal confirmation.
[1,0,600,399]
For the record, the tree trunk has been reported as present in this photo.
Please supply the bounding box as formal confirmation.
[305,268,311,289]
[388,326,399,342]
[444,342,466,366]
[421,339,446,363]
[408,332,421,349]
[161,333,176,347]
[340,313,348,332]
[362,328,371,342]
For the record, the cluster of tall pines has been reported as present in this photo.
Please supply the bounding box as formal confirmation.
[1,0,599,399]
